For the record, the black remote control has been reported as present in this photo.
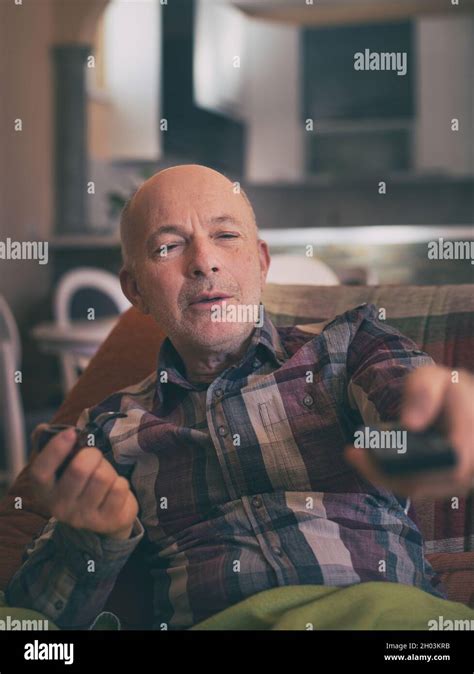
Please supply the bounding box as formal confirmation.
[355,423,458,476]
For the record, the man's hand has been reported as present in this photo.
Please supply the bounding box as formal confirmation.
[29,425,139,540]
[345,365,474,499]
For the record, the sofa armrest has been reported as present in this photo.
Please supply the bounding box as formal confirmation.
[426,552,474,609]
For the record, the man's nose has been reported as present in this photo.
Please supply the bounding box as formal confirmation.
[186,237,220,277]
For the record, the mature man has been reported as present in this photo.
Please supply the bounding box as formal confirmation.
[6,165,474,630]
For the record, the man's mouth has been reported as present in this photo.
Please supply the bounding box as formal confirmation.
[189,293,233,306]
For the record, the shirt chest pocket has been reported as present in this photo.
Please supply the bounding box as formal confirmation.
[236,388,312,490]
[239,383,292,446]
[257,400,291,444]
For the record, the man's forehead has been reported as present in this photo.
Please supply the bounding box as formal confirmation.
[121,165,257,255]
[139,185,247,222]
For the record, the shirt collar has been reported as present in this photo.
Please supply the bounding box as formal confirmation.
[155,304,288,401]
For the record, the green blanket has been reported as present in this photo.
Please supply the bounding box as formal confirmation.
[191,583,474,630]
[0,590,60,630]
[0,591,116,630]
[1,583,473,631]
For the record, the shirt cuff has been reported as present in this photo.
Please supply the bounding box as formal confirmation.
[99,516,145,551]
[53,516,145,579]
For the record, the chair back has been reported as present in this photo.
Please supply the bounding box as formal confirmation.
[53,268,131,391]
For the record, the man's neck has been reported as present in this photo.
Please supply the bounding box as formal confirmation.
[175,327,256,384]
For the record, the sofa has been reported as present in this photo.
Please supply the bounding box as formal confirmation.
[0,283,473,629]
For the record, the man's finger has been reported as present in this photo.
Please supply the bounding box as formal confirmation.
[444,375,474,486]
[345,445,392,490]
[30,427,78,485]
[30,423,50,457]
[401,365,450,431]
[53,447,103,508]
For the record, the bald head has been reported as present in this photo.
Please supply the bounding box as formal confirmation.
[120,164,258,273]
[118,163,271,359]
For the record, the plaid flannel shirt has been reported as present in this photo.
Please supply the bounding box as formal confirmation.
[6,303,446,629]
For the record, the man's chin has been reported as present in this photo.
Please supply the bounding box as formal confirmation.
[184,316,253,346]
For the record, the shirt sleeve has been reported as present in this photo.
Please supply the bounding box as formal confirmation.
[5,514,144,629]
[343,306,435,513]
[346,305,434,425]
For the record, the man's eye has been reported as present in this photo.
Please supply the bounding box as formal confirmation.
[155,243,180,254]
[219,234,238,239]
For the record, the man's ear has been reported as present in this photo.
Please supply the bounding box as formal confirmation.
[119,266,150,315]
[257,239,271,290]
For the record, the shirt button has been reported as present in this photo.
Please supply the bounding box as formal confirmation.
[303,394,314,407]
[54,600,64,610]
[215,388,224,398]
[272,546,282,557]
[252,496,263,508]
[252,359,260,369]
[218,425,228,436]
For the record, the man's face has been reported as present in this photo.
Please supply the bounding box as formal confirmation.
[120,167,270,352]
